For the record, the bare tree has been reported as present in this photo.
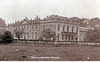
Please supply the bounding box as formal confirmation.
[14,28,24,41]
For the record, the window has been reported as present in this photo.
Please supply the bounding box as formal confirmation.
[68,35,70,41]
[30,25,31,29]
[20,26,21,30]
[27,25,29,29]
[58,24,60,31]
[63,25,65,32]
[32,32,34,39]
[32,25,34,29]
[76,27,78,33]
[72,26,74,32]
[18,26,20,30]
[16,26,17,30]
[27,32,29,39]
[67,26,69,32]
[65,35,67,40]
[35,25,38,29]
[35,32,37,40]
[57,34,60,40]
[71,36,73,40]
[43,25,45,29]
[62,34,64,40]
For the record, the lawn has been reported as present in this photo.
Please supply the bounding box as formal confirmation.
[0,42,100,61]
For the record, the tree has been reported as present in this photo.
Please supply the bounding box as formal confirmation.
[1,31,13,43]
[14,28,24,40]
[89,18,100,28]
[40,29,56,40]
[85,28,100,41]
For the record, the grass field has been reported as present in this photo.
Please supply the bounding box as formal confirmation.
[0,42,100,61]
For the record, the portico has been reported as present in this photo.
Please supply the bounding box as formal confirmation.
[61,32,78,41]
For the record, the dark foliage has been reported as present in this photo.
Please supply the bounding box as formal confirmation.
[40,29,56,40]
[85,28,100,41]
[0,31,13,43]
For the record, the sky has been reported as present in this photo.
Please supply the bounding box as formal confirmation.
[0,0,100,24]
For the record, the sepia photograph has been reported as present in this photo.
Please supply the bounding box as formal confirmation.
[0,0,100,61]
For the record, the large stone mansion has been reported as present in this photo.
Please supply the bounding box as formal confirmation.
[6,15,90,41]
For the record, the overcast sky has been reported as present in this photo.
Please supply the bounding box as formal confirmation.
[0,0,100,24]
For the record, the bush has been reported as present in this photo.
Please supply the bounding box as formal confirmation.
[1,31,13,43]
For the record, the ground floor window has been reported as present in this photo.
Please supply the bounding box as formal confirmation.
[57,34,60,40]
[68,35,70,41]
[62,34,64,40]
[65,35,67,40]
[71,36,73,40]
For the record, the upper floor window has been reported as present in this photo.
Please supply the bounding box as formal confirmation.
[15,26,17,30]
[22,25,25,29]
[58,24,60,31]
[30,25,32,29]
[63,25,65,32]
[35,25,38,29]
[43,25,45,29]
[72,26,74,32]
[28,25,30,29]
[67,26,69,32]
[76,27,78,33]
[32,25,34,29]
[27,25,30,29]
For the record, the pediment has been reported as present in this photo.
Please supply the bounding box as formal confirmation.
[22,21,28,24]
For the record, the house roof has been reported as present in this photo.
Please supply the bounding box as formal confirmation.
[8,15,81,26]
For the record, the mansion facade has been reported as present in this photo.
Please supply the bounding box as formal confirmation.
[6,15,84,41]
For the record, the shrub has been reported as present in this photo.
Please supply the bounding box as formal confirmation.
[1,31,13,43]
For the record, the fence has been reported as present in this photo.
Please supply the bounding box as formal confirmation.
[14,39,100,46]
